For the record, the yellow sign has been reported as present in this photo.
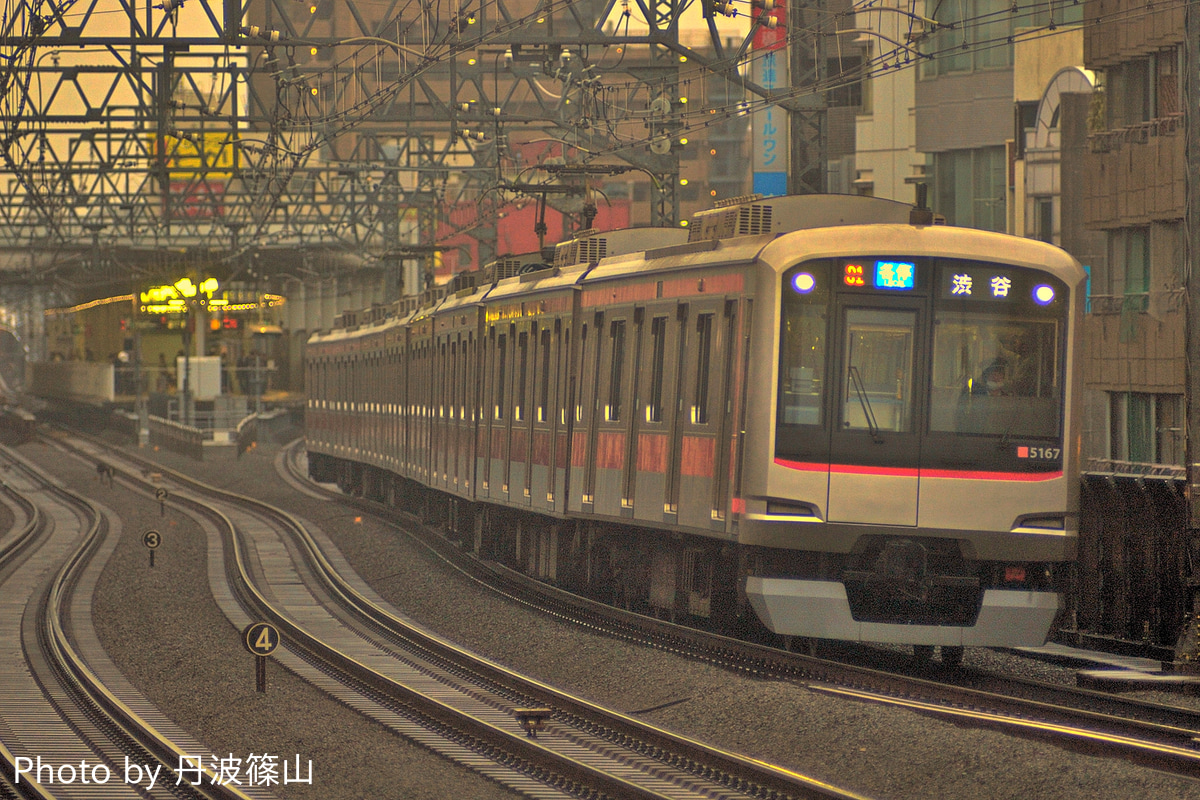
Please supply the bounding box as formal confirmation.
[139,278,221,314]
[150,132,238,181]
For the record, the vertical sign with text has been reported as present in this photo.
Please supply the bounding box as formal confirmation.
[753,0,788,196]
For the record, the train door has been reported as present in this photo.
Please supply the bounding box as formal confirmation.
[591,310,636,518]
[529,319,558,510]
[827,300,924,525]
[400,339,411,477]
[451,332,464,493]
[672,299,731,530]
[579,313,602,512]
[433,337,446,486]
[391,343,400,470]
[711,299,742,522]
[512,322,534,506]
[554,321,571,513]
[480,324,500,497]
[461,330,476,495]
[632,304,682,524]
[621,308,646,516]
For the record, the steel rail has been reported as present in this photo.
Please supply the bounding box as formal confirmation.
[276,441,1200,780]
[49,428,874,800]
[0,448,257,800]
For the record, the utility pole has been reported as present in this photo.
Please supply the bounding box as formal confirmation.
[788,0,827,194]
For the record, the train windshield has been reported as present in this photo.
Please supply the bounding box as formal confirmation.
[929,315,1060,437]
[777,257,1068,456]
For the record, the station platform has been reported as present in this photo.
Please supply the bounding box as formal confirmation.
[1013,643,1200,692]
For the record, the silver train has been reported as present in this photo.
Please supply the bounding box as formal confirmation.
[306,194,1085,659]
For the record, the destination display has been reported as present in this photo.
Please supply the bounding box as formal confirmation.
[788,259,1061,308]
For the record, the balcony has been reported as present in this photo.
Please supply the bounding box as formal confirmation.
[1083,115,1183,228]
[1084,0,1183,68]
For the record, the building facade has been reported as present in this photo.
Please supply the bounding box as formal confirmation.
[851,0,923,202]
[1080,0,1185,473]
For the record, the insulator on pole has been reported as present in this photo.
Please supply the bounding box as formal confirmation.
[240,25,282,43]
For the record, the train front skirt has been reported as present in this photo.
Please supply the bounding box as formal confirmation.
[745,576,1062,647]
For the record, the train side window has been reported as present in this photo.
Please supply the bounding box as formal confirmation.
[647,316,667,423]
[607,320,626,421]
[440,341,448,418]
[482,328,493,423]
[461,334,470,421]
[693,314,714,424]
[516,330,529,422]
[538,326,552,423]
[495,333,507,420]
[449,341,457,420]
[576,323,588,423]
[560,327,570,426]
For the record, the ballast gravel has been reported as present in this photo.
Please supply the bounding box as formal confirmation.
[19,438,520,800]
[31,428,1200,800]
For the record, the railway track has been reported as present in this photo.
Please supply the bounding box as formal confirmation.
[272,441,1200,780]
[0,446,260,800]
[46,429,871,800]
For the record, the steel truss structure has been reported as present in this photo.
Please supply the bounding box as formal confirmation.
[0,0,827,292]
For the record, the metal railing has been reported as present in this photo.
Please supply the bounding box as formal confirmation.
[148,415,204,460]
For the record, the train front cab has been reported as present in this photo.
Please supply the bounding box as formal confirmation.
[739,227,1086,649]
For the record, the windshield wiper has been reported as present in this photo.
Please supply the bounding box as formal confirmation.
[849,366,884,443]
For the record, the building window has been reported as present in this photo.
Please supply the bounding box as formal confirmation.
[1157,47,1181,116]
[930,147,1007,232]
[1034,197,1054,244]
[1109,392,1183,467]
[1107,227,1149,312]
[1107,47,1183,128]
[921,0,1016,78]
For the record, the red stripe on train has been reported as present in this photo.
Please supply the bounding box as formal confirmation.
[774,458,1062,482]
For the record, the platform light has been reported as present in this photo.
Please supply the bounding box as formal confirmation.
[1033,284,1056,305]
[792,272,816,294]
